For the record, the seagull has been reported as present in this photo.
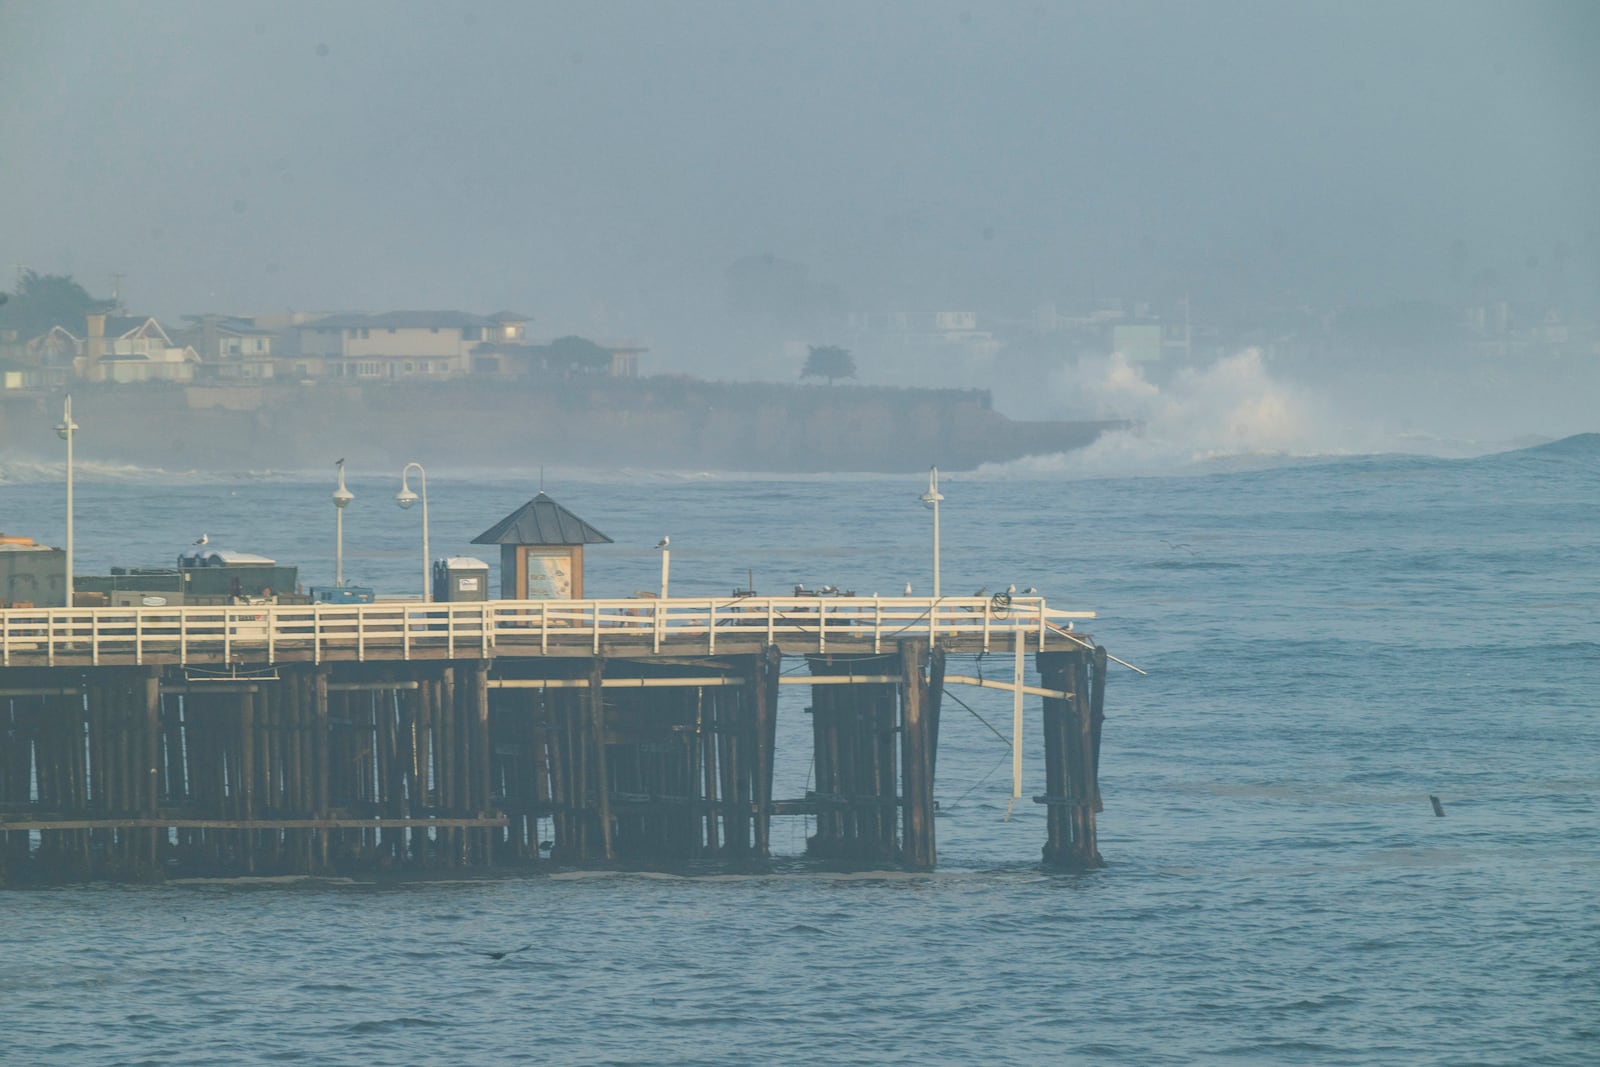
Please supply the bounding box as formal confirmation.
[973,586,987,598]
[483,943,533,961]
[903,582,913,596]
[1006,583,1016,595]
[1022,586,1037,595]
[655,536,670,549]
[336,457,345,466]
[192,533,209,546]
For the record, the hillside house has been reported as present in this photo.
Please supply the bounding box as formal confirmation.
[179,315,278,380]
[297,310,530,380]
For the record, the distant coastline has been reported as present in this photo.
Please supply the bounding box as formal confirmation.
[0,377,1119,474]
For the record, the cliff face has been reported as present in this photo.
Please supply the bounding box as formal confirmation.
[0,379,1116,473]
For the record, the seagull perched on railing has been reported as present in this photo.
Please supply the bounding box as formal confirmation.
[655,536,670,549]
[903,582,912,596]
[192,533,208,547]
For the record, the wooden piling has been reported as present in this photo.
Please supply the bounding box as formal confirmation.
[1037,649,1105,869]
[588,659,614,861]
[899,638,935,868]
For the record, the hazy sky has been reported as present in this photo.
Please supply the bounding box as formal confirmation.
[3,0,1596,359]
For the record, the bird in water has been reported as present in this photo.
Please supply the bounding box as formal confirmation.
[483,943,533,961]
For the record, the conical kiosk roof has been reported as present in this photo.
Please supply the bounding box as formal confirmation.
[471,492,613,546]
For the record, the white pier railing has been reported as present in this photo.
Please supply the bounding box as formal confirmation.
[0,595,1096,667]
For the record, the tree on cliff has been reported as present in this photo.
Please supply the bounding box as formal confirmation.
[0,271,116,340]
[801,344,856,385]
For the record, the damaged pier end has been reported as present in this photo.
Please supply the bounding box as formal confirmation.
[0,600,1110,881]
[1,491,1113,882]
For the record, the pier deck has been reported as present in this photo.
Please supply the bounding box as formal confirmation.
[0,596,1109,882]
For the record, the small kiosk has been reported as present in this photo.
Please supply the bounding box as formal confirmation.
[471,492,612,600]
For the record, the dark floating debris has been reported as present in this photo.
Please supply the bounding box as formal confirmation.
[1429,795,1446,817]
[484,943,533,961]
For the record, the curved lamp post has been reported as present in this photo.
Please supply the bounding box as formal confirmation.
[332,460,354,587]
[919,466,943,600]
[55,396,79,607]
[396,462,430,601]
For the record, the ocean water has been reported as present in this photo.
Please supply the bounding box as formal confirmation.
[1,434,1597,1065]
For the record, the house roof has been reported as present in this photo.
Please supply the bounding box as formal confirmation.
[210,317,275,336]
[471,492,613,546]
[105,315,172,341]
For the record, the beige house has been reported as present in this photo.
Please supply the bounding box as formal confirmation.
[297,310,530,380]
[83,315,200,383]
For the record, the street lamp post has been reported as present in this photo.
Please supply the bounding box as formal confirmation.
[55,396,79,608]
[656,536,671,599]
[332,459,354,587]
[396,462,430,602]
[919,466,943,600]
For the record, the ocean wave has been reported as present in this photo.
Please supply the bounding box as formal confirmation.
[977,350,1580,479]
[0,458,296,485]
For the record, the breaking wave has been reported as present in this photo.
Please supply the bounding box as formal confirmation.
[983,349,1532,479]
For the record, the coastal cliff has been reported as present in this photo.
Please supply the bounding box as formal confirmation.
[0,378,1116,473]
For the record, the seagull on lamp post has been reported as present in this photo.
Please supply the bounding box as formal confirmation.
[655,536,670,549]
[192,533,209,547]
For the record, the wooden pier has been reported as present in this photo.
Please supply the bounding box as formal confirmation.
[0,595,1109,882]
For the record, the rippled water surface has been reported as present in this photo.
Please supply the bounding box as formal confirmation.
[2,438,1597,1064]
